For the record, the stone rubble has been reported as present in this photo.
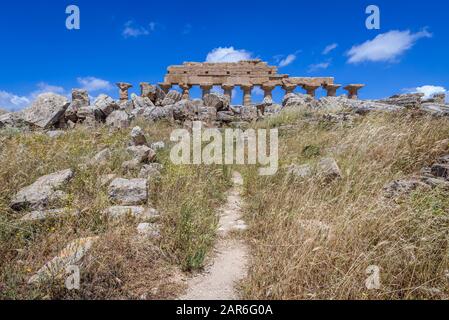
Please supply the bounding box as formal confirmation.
[28,237,99,285]
[10,169,74,211]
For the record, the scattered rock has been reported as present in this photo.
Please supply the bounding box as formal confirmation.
[383,178,431,199]
[379,93,423,109]
[431,163,449,180]
[121,158,142,172]
[127,145,156,163]
[317,158,342,182]
[94,94,119,118]
[203,93,230,111]
[0,112,27,129]
[65,89,90,122]
[22,93,70,129]
[139,164,162,181]
[99,174,117,187]
[172,100,195,121]
[108,178,148,205]
[137,223,161,239]
[28,237,99,285]
[106,110,131,129]
[90,148,112,166]
[217,111,235,123]
[132,94,155,110]
[287,164,313,179]
[10,169,74,211]
[151,141,165,151]
[46,130,65,139]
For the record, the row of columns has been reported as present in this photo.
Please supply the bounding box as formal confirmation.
[116,82,365,105]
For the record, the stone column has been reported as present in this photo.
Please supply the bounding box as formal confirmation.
[261,84,275,101]
[116,82,133,101]
[344,84,365,100]
[140,82,151,98]
[324,84,341,97]
[302,85,320,98]
[158,83,172,94]
[222,84,234,101]
[282,84,297,95]
[241,85,253,106]
[180,83,191,100]
[200,84,213,99]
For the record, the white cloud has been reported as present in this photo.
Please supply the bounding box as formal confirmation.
[412,85,447,99]
[77,77,113,92]
[323,43,338,55]
[347,29,432,64]
[206,47,253,63]
[0,91,30,111]
[122,20,156,38]
[278,54,297,68]
[308,62,331,73]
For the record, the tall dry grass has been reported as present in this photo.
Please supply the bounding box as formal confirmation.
[0,121,230,299]
[241,110,449,299]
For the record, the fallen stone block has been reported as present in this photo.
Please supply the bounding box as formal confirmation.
[10,169,74,211]
[108,178,148,205]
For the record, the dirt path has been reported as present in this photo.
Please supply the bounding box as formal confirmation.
[180,171,249,300]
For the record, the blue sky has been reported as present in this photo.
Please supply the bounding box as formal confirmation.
[1,0,448,110]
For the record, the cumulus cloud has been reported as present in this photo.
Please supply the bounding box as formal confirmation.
[411,85,447,99]
[253,87,264,96]
[122,20,156,38]
[308,62,331,73]
[278,54,297,68]
[347,29,432,64]
[77,77,113,92]
[323,43,338,55]
[206,47,253,63]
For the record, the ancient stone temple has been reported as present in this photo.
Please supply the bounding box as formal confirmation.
[156,60,364,105]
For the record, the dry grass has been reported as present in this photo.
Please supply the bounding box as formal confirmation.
[0,121,230,299]
[241,110,449,300]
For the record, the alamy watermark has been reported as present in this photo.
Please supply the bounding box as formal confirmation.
[170,122,279,176]
[365,5,380,30]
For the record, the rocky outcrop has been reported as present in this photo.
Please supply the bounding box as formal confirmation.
[10,169,74,211]
[22,93,70,129]
[108,178,148,205]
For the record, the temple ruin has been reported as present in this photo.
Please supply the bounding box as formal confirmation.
[117,60,365,105]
